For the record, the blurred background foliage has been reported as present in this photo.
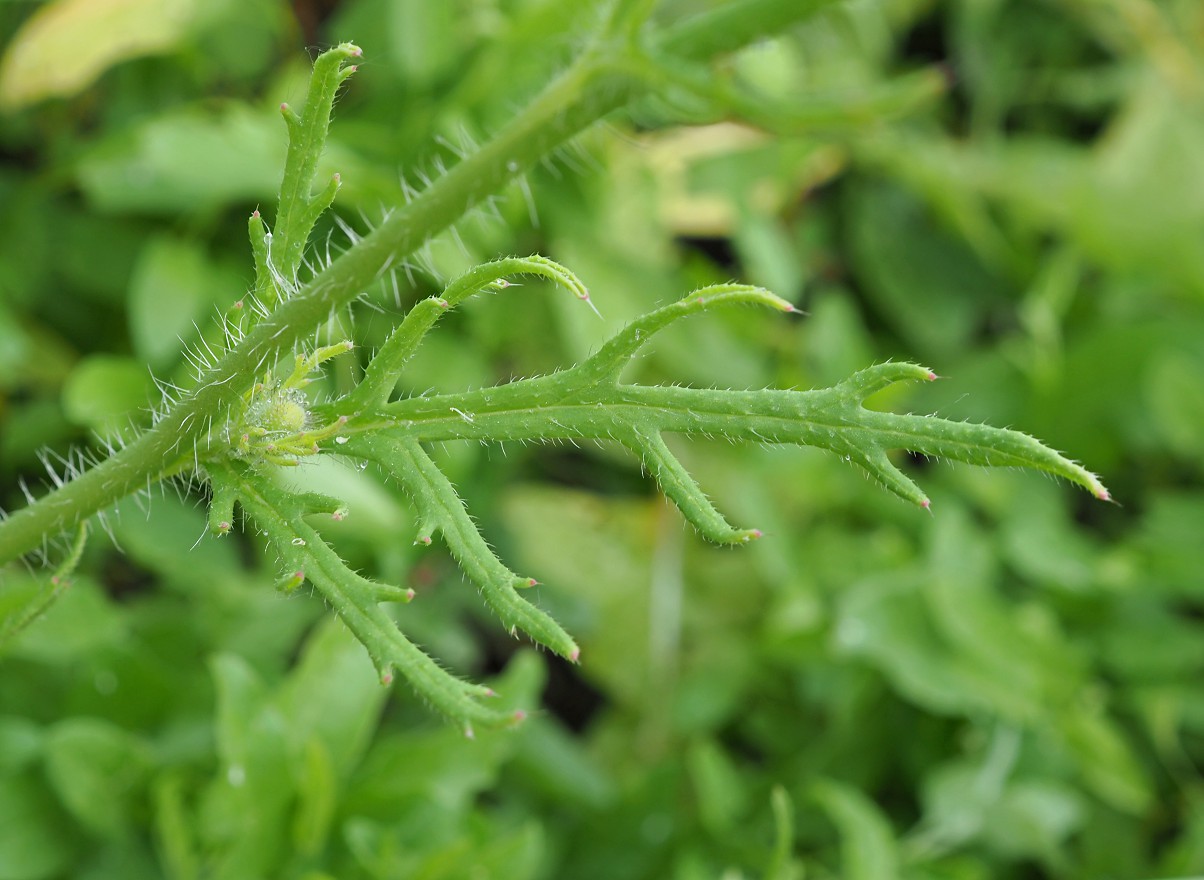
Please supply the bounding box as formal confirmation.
[1,0,1203,878]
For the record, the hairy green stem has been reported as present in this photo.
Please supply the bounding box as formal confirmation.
[0,2,835,571]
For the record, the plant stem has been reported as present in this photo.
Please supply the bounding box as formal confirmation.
[0,1,838,570]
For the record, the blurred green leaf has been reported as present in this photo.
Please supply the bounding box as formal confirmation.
[276,616,387,780]
[76,106,285,214]
[199,653,293,878]
[0,717,41,775]
[687,738,748,834]
[43,717,152,837]
[509,716,616,810]
[0,771,78,880]
[152,774,198,880]
[845,180,1011,359]
[811,778,900,880]
[0,0,199,109]
[61,355,151,435]
[5,577,124,664]
[128,237,240,371]
[291,736,337,857]
[1056,706,1151,815]
[1145,349,1204,460]
[980,779,1084,863]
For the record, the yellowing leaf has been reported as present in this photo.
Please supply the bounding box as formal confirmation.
[0,0,195,110]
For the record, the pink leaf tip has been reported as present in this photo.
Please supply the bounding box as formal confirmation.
[1095,487,1111,502]
[512,709,527,723]
[569,648,581,664]
[526,577,538,586]
[483,688,497,698]
[405,588,416,601]
[920,498,932,511]
[925,370,939,381]
[380,670,394,685]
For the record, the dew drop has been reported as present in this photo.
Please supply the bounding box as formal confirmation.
[291,537,306,546]
[335,436,349,445]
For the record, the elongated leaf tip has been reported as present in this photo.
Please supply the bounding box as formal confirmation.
[415,534,432,546]
[483,688,496,697]
[380,669,394,685]
[569,648,581,663]
[405,587,416,601]
[925,370,939,381]
[920,498,931,510]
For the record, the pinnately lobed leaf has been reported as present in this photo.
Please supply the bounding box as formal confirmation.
[0,15,1108,729]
